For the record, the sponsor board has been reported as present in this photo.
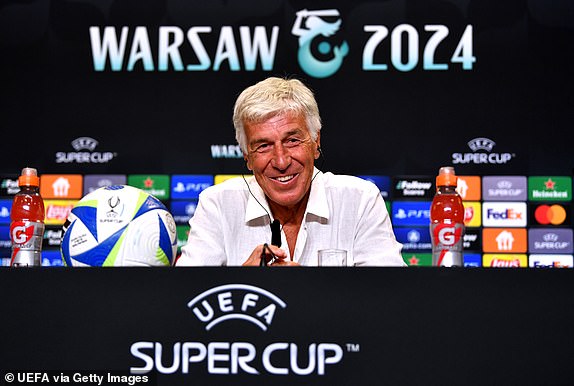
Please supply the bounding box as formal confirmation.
[391,201,431,227]
[529,254,573,268]
[44,200,78,226]
[392,176,434,200]
[170,200,198,224]
[127,175,170,200]
[482,228,527,253]
[463,201,481,227]
[42,250,65,267]
[394,227,431,251]
[528,228,573,254]
[40,175,84,199]
[528,176,572,202]
[401,252,432,267]
[0,225,10,256]
[483,254,527,268]
[463,253,482,267]
[43,227,63,249]
[83,174,127,195]
[462,228,481,251]
[0,176,19,197]
[358,175,391,199]
[0,200,12,224]
[529,203,570,226]
[215,175,243,185]
[456,175,481,201]
[482,176,527,201]
[175,225,190,255]
[482,202,527,227]
[171,175,214,199]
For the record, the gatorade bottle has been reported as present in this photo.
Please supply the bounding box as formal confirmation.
[10,167,45,267]
[430,166,465,267]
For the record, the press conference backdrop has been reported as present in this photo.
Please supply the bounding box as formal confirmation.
[1,1,573,266]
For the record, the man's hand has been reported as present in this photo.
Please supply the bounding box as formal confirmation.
[242,244,299,266]
[270,259,300,267]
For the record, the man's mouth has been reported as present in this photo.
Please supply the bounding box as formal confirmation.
[273,174,296,182]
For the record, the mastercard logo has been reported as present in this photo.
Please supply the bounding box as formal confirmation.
[534,204,567,225]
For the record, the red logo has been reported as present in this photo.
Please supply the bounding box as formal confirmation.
[464,206,474,223]
[10,221,34,245]
[433,223,463,246]
[534,204,567,225]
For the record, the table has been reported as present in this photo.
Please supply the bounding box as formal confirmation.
[1,267,573,385]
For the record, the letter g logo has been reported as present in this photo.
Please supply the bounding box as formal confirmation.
[438,226,456,245]
[10,222,32,244]
[433,224,463,246]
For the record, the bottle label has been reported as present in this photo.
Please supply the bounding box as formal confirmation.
[10,221,44,248]
[430,223,464,267]
[10,221,45,267]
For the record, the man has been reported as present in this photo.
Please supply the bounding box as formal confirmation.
[176,76,405,266]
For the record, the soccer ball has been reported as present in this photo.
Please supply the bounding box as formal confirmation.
[61,185,177,267]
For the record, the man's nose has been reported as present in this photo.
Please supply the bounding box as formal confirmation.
[270,143,292,170]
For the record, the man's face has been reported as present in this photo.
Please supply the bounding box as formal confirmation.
[244,113,320,209]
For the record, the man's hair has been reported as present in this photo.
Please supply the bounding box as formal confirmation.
[233,76,322,154]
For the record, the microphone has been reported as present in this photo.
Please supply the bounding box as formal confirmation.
[241,174,282,255]
[271,219,281,247]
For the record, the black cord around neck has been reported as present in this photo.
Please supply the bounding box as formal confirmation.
[241,151,325,248]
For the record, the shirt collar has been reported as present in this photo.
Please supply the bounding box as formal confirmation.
[244,167,330,223]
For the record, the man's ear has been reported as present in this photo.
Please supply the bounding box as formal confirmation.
[314,132,321,159]
[244,154,252,171]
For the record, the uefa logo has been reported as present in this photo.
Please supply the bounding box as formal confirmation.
[187,284,287,331]
[130,283,348,376]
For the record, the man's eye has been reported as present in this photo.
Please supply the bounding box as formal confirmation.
[285,138,302,147]
[256,144,271,152]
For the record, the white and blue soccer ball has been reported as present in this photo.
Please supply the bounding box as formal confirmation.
[61,185,177,267]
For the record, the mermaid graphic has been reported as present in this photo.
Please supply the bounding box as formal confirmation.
[292,9,349,78]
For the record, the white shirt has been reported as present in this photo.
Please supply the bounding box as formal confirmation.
[176,169,405,266]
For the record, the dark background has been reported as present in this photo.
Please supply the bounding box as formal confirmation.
[2,267,574,385]
[2,0,573,177]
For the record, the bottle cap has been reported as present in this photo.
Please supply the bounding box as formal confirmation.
[436,166,457,187]
[18,167,40,187]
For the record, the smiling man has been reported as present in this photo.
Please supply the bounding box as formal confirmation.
[176,76,405,267]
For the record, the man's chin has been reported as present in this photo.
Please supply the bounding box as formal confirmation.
[266,192,305,208]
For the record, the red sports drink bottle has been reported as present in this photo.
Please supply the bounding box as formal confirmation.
[10,167,45,267]
[430,166,465,267]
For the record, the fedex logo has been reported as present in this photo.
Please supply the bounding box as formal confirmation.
[482,202,527,227]
[529,254,573,268]
[486,208,523,220]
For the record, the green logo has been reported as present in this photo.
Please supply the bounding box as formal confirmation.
[402,253,432,267]
[528,176,572,201]
[176,225,190,255]
[127,174,170,200]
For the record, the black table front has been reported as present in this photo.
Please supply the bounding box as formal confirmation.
[1,267,573,386]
